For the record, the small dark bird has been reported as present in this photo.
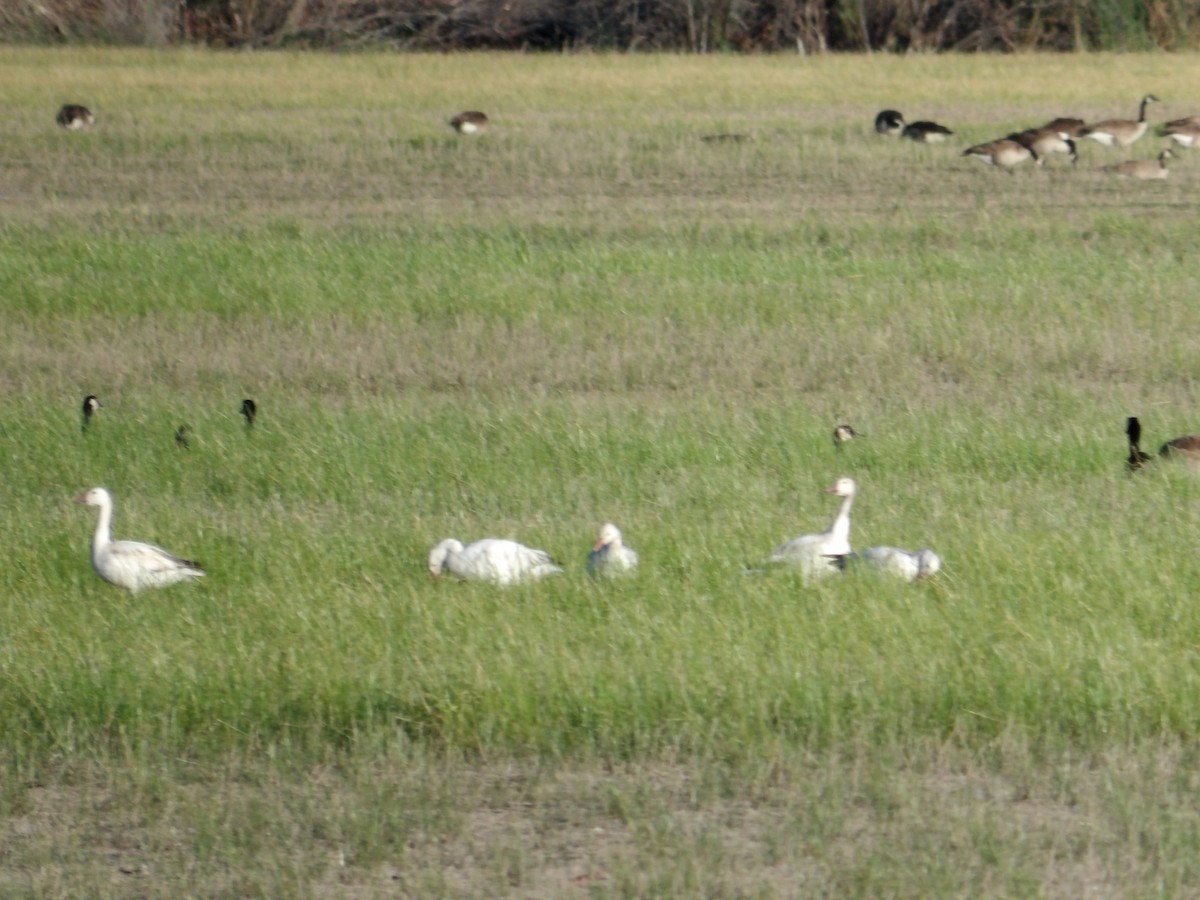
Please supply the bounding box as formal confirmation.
[833,424,862,449]
[240,398,257,428]
[56,104,95,130]
[874,110,904,136]
[81,394,100,432]
[449,111,489,135]
[175,425,190,450]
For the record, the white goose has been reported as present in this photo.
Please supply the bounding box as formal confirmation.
[586,522,638,577]
[76,487,205,594]
[767,477,856,580]
[854,546,941,582]
[428,538,562,585]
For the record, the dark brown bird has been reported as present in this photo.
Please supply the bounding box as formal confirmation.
[1126,416,1200,471]
[240,398,257,429]
[449,111,489,135]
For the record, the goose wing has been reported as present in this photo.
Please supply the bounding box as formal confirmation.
[101,539,204,588]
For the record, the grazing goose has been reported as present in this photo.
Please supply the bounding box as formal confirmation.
[428,538,562,585]
[76,487,205,594]
[1161,116,1200,148]
[1080,95,1159,147]
[962,138,1035,171]
[901,119,954,143]
[874,110,905,136]
[449,111,489,135]
[833,424,862,448]
[1103,148,1176,180]
[1039,117,1086,138]
[767,476,857,580]
[586,522,638,577]
[853,547,941,582]
[81,394,100,432]
[56,104,95,130]
[1126,416,1152,471]
[240,398,257,428]
[1008,128,1078,166]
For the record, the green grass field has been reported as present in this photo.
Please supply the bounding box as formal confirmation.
[4,46,1200,895]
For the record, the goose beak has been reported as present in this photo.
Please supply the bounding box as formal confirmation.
[593,538,606,551]
[74,493,88,504]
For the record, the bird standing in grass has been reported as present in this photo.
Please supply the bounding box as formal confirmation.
[586,523,638,577]
[767,477,857,581]
[241,398,257,429]
[56,104,95,129]
[76,487,205,594]
[81,395,100,432]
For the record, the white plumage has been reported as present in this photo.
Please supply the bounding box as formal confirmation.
[767,477,856,581]
[428,538,562,585]
[76,487,205,594]
[586,522,638,577]
[855,546,941,582]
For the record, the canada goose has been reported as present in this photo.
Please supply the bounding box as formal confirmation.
[1008,128,1078,166]
[1126,416,1152,471]
[902,120,954,143]
[854,547,942,582]
[1125,416,1200,470]
[428,538,563,585]
[56,104,95,130]
[1039,117,1087,138]
[81,394,100,432]
[449,111,489,135]
[240,398,257,428]
[1103,148,1176,180]
[586,523,639,577]
[76,487,205,594]
[962,138,1035,171]
[874,110,905,136]
[766,477,856,581]
[1160,116,1200,148]
[833,424,862,448]
[1080,95,1160,148]
[175,425,190,450]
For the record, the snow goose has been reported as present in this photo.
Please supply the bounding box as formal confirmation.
[1080,95,1159,147]
[449,111,489,135]
[428,538,562,585]
[854,547,941,582]
[81,394,100,432]
[586,523,638,577]
[767,477,856,580]
[76,487,205,594]
[56,104,95,130]
[240,398,257,428]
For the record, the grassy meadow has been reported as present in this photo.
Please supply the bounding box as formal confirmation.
[4,46,1200,894]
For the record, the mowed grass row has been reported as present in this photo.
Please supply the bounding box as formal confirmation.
[3,48,1200,768]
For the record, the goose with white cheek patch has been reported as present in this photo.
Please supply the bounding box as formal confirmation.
[586,523,638,577]
[767,477,856,581]
[82,394,100,432]
[76,487,205,594]
[428,538,562,586]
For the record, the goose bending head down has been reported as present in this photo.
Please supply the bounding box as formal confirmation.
[428,538,563,585]
[767,476,857,581]
[855,546,941,582]
[586,522,639,577]
[76,487,205,594]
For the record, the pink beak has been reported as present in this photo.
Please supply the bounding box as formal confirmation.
[593,538,606,551]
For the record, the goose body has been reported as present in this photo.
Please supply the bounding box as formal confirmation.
[586,523,638,577]
[1125,416,1200,470]
[1039,117,1086,138]
[767,477,856,580]
[1080,95,1159,147]
[81,394,100,432]
[1103,149,1175,180]
[963,138,1034,170]
[449,111,489,135]
[240,398,257,428]
[428,538,562,585]
[56,104,94,129]
[901,119,953,143]
[1161,116,1200,147]
[1009,128,1077,166]
[874,109,904,136]
[76,487,205,594]
[854,546,941,582]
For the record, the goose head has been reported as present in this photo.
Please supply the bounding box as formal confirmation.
[76,486,112,508]
[594,522,623,551]
[915,549,942,579]
[826,477,857,498]
[833,424,862,445]
[428,538,464,580]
